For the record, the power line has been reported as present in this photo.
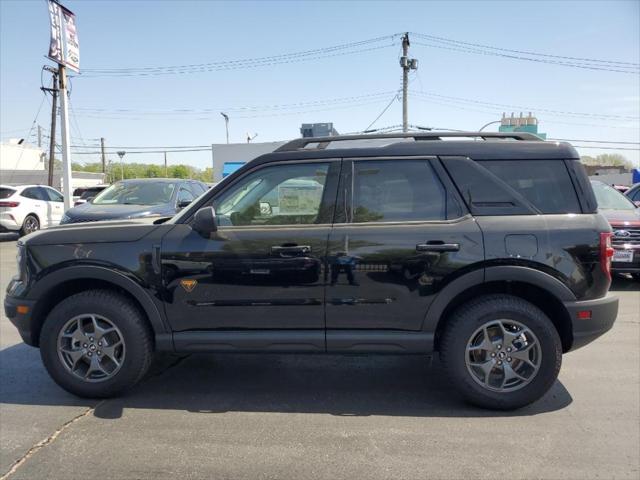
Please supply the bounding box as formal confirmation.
[363,91,401,131]
[410,32,639,67]
[78,36,397,78]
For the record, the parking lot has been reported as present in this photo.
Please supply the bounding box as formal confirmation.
[0,235,638,480]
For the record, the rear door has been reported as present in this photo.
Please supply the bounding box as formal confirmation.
[325,157,483,336]
[20,187,49,226]
[161,159,340,334]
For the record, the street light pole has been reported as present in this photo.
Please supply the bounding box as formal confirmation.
[220,112,229,144]
[117,150,126,180]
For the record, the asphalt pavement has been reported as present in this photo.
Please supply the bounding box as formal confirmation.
[0,235,638,480]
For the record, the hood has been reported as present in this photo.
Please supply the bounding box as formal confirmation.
[64,203,175,221]
[598,207,640,226]
[23,217,172,246]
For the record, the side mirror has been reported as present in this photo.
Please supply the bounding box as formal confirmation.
[192,206,217,237]
[177,199,192,209]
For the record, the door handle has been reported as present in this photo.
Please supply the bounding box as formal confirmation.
[416,242,460,252]
[271,245,312,256]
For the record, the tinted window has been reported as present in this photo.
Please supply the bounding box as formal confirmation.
[177,188,195,204]
[631,188,640,202]
[478,160,581,214]
[591,181,636,211]
[352,160,446,222]
[0,188,16,199]
[213,163,330,226]
[93,182,176,206]
[21,187,46,201]
[43,187,64,202]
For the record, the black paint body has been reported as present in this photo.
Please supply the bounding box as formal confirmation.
[5,139,618,354]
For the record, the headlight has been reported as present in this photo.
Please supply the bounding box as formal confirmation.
[16,242,26,281]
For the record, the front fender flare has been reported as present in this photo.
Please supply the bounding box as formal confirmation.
[28,265,170,341]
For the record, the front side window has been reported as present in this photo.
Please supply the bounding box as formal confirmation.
[213,163,330,226]
[177,188,195,204]
[351,160,447,223]
[92,182,176,206]
[43,188,64,202]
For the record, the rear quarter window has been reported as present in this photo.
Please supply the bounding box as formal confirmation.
[478,160,581,214]
[0,188,16,199]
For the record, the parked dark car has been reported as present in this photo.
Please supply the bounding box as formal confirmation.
[73,185,109,207]
[591,180,640,279]
[60,178,208,224]
[6,132,618,410]
[625,182,640,207]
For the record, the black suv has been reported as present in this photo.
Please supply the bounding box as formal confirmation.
[5,132,618,410]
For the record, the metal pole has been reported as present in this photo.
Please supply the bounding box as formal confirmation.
[47,72,58,187]
[164,151,168,177]
[100,137,106,174]
[58,66,73,210]
[221,112,229,144]
[211,144,215,182]
[402,33,409,133]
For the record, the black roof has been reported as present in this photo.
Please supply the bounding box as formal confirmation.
[249,132,579,170]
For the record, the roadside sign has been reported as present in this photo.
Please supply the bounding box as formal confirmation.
[47,0,80,73]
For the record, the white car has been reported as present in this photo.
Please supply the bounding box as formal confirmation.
[0,184,65,236]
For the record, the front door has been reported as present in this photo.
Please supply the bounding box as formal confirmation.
[161,159,340,332]
[325,157,483,334]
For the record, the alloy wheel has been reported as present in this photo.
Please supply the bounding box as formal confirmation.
[57,314,126,383]
[465,319,542,392]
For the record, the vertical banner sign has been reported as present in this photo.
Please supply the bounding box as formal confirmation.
[47,0,80,73]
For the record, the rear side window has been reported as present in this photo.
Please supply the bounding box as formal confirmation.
[478,160,581,214]
[352,160,447,222]
[21,187,46,200]
[0,188,16,199]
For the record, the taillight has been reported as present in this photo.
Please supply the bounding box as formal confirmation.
[0,201,19,207]
[600,232,614,281]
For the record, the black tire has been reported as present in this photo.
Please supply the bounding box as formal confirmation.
[40,289,153,398]
[440,294,562,410]
[19,214,39,236]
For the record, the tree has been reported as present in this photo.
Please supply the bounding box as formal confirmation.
[581,153,632,169]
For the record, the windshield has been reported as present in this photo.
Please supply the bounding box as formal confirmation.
[92,182,176,206]
[591,181,637,211]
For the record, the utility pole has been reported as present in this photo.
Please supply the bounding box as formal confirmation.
[220,112,229,144]
[58,65,73,210]
[399,33,418,133]
[100,137,106,174]
[41,66,58,188]
[164,151,168,177]
[211,144,215,182]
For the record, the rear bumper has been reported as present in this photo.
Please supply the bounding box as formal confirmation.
[0,217,20,231]
[4,295,37,346]
[564,294,618,351]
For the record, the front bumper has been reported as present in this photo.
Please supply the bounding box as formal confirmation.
[564,294,618,351]
[4,295,37,346]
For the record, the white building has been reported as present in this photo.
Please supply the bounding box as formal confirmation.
[0,140,45,171]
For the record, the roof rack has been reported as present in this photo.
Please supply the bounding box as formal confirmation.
[275,131,543,152]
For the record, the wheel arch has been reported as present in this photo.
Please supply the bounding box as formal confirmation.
[28,266,171,349]
[425,266,575,353]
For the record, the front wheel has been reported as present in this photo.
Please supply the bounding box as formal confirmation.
[40,290,153,398]
[440,294,562,410]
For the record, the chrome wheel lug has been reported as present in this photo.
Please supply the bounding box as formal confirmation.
[89,337,94,342]
[507,347,512,352]
[497,360,503,365]
[490,352,496,358]
[83,343,88,348]
[87,352,92,357]
[98,342,102,347]
[507,357,512,362]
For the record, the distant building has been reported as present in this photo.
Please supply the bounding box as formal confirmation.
[499,112,547,139]
[0,140,45,171]
[1,140,105,191]
[300,123,339,138]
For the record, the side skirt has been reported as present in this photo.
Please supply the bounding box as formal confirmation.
[168,330,434,354]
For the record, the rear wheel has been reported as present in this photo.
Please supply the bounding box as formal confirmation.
[40,290,153,398]
[19,214,39,236]
[440,294,562,410]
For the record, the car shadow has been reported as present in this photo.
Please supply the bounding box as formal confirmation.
[0,343,572,420]
[610,275,640,292]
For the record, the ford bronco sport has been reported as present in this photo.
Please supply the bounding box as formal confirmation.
[5,132,618,409]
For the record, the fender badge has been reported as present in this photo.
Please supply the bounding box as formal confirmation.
[180,279,198,292]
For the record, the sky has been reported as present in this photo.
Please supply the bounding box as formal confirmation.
[1,0,639,171]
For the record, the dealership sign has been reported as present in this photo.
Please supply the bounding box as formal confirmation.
[47,0,79,72]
